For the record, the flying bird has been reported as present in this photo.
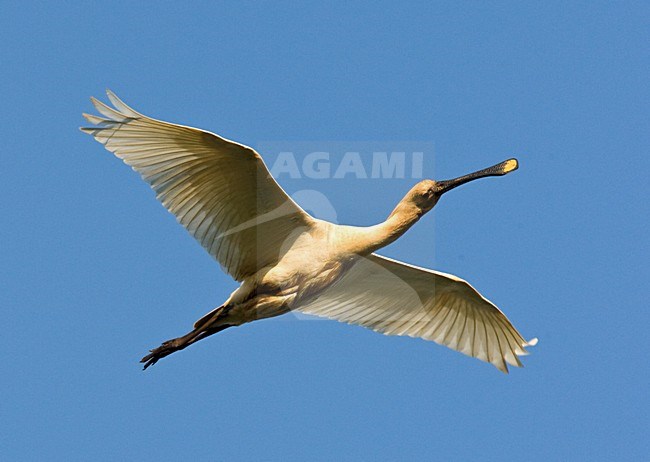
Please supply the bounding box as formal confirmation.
[82,90,537,373]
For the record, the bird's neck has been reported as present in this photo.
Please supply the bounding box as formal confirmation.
[342,200,422,255]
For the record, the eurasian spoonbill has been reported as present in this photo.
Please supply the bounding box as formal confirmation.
[82,90,537,373]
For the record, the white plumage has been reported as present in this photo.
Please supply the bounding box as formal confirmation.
[83,92,312,281]
[82,90,536,373]
[298,254,537,373]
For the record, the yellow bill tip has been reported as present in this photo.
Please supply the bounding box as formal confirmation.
[498,158,518,174]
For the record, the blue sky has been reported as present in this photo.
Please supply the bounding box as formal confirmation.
[1,2,648,460]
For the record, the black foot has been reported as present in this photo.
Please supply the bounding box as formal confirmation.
[140,338,184,370]
[140,324,232,370]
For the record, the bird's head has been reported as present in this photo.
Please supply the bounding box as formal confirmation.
[406,158,519,216]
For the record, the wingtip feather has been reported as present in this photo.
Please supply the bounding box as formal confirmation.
[106,89,142,118]
[82,112,110,125]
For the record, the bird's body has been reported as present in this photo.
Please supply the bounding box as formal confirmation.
[82,91,537,373]
[201,208,427,328]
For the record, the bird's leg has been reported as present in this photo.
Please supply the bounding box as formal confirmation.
[140,293,294,370]
[140,307,231,370]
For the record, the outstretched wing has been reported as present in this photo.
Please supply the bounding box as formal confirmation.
[82,90,313,281]
[297,254,537,373]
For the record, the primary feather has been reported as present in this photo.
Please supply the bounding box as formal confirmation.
[82,90,312,281]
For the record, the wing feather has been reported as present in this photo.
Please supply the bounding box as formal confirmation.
[297,254,536,373]
[82,90,313,280]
